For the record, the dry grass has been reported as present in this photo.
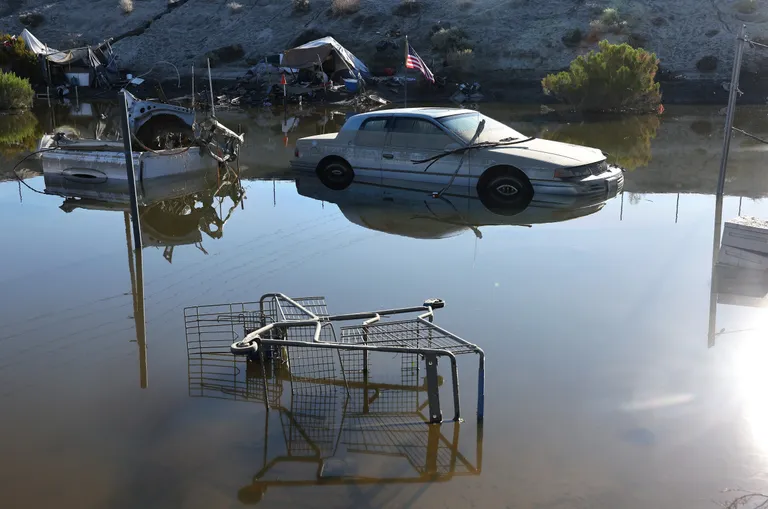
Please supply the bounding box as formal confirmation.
[431,27,471,54]
[119,0,134,14]
[446,49,474,72]
[735,0,758,14]
[332,0,360,15]
[227,2,243,13]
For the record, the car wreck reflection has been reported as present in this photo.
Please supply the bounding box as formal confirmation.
[44,167,244,261]
[295,174,620,239]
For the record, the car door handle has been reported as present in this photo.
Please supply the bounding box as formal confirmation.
[382,153,394,159]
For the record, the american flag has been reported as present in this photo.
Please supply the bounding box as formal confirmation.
[406,44,435,83]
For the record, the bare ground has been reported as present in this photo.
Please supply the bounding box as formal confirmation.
[1,0,766,82]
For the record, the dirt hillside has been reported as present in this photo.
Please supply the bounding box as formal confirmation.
[0,0,765,82]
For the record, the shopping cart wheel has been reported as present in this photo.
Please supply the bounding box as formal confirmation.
[231,340,257,356]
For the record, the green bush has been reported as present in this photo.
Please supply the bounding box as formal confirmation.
[0,71,34,110]
[0,34,43,83]
[541,41,661,113]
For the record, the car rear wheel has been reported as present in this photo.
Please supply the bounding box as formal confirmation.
[477,166,533,215]
[317,158,354,190]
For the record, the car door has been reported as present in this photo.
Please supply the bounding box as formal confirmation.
[350,116,390,185]
[381,117,470,191]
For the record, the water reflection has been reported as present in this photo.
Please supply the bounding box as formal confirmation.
[185,323,482,505]
[541,114,660,171]
[44,168,245,261]
[295,174,619,238]
[0,110,43,159]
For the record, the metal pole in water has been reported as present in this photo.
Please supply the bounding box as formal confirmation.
[404,35,408,107]
[207,58,216,118]
[119,90,142,249]
[135,246,148,388]
[708,193,725,348]
[717,24,747,197]
[191,64,195,109]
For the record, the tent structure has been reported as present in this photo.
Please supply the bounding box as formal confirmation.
[19,29,118,87]
[280,37,370,79]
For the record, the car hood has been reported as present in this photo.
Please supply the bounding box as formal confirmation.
[486,138,605,167]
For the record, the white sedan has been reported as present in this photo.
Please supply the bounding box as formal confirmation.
[290,107,623,211]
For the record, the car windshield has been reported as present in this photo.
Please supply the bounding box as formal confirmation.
[438,113,525,145]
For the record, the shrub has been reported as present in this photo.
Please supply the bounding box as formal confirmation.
[0,110,41,157]
[332,0,360,15]
[431,27,471,54]
[0,71,34,111]
[293,0,310,12]
[541,41,661,113]
[120,0,134,14]
[227,2,243,12]
[590,7,626,35]
[393,0,421,16]
[19,12,45,28]
[446,49,474,73]
[0,35,43,84]
[736,0,758,14]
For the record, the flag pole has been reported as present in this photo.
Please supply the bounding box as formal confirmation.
[404,35,408,107]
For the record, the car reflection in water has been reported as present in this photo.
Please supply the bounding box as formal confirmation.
[295,173,621,240]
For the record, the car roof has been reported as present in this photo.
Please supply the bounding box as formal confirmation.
[358,107,477,119]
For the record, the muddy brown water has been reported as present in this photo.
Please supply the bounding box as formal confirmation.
[1,103,768,509]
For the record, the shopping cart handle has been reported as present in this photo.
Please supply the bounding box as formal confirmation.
[424,298,445,309]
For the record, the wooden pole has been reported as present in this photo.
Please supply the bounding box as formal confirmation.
[717,24,747,197]
[119,90,142,249]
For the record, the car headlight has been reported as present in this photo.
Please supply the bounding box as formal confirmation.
[554,160,608,179]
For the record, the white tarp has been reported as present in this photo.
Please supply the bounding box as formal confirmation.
[20,29,90,65]
[281,37,370,77]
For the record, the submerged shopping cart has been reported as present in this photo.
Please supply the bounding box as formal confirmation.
[184,293,485,423]
[184,296,485,504]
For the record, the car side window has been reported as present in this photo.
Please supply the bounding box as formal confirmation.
[356,118,389,146]
[389,117,452,150]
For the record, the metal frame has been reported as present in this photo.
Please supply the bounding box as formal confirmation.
[183,336,483,504]
[186,294,484,423]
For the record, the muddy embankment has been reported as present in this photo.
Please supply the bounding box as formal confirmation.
[3,0,768,103]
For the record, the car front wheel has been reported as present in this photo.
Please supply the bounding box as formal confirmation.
[317,158,354,190]
[477,166,533,215]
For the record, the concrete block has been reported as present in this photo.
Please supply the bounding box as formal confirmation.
[719,244,768,270]
[723,216,768,255]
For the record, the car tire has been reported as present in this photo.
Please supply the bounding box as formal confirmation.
[317,158,354,190]
[477,166,534,215]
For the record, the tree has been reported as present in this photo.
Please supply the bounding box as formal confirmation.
[542,41,662,113]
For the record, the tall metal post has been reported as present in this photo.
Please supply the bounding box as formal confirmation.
[119,90,142,249]
[135,246,148,388]
[717,24,747,196]
[708,193,725,348]
[207,58,216,117]
[124,212,147,387]
[404,35,408,107]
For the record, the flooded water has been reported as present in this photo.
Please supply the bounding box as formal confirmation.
[2,103,768,509]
